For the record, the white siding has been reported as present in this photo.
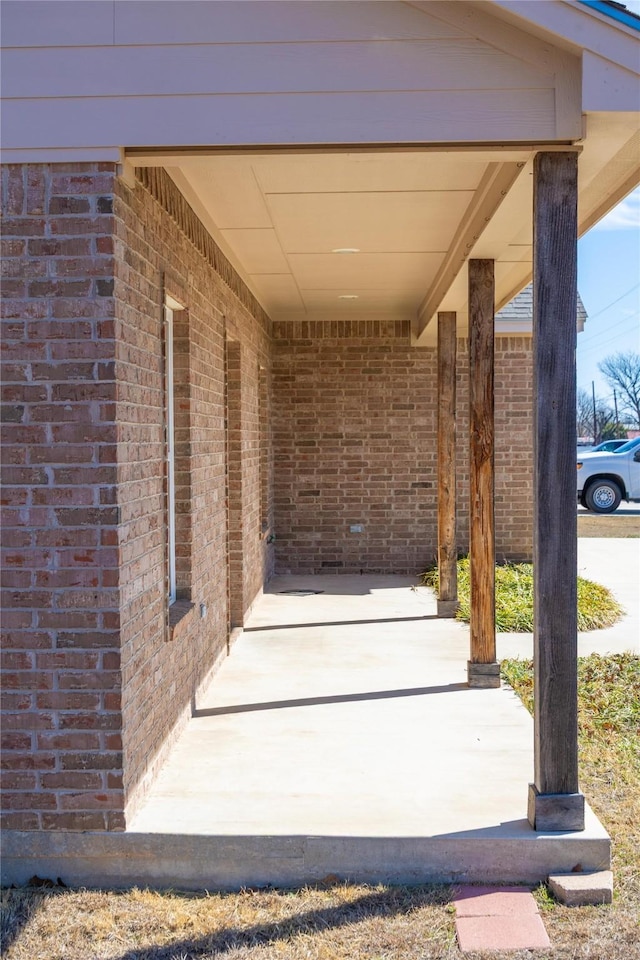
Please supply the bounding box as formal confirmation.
[0,0,582,157]
[2,90,558,151]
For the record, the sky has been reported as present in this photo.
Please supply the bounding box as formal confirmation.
[573,4,640,406]
[576,186,640,406]
[574,0,640,407]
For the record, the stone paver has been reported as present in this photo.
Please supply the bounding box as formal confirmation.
[456,915,551,952]
[453,885,539,916]
[454,885,551,952]
[548,870,613,906]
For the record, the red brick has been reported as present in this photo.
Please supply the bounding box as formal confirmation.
[2,791,56,810]
[41,812,106,830]
[1,300,49,320]
[55,631,118,649]
[52,257,113,277]
[0,609,33,629]
[48,196,91,216]
[59,791,124,810]
[26,320,93,340]
[0,652,34,670]
[1,752,55,770]
[31,362,98,382]
[26,168,46,215]
[37,611,98,629]
[51,297,115,319]
[0,693,34,709]
[3,166,25,215]
[1,813,40,830]
[1,711,54,731]
[37,693,100,710]
[35,529,99,547]
[0,218,46,237]
[60,713,120,731]
[41,772,103,790]
[2,466,49,487]
[30,445,96,466]
[0,771,37,790]
[0,239,26,256]
[29,279,92,298]
[1,732,33,751]
[51,174,114,194]
[57,668,119,690]
[60,752,122,770]
[51,215,113,236]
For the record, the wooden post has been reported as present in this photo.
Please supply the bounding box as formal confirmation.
[437,312,458,617]
[468,259,499,688]
[528,151,584,831]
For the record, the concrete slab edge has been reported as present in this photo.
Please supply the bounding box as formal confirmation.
[1,830,611,893]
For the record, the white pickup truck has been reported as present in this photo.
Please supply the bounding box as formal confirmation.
[577,436,640,513]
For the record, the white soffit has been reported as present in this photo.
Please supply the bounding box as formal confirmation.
[164,151,536,331]
[144,128,638,344]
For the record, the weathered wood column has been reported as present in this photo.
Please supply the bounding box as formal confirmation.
[468,260,499,688]
[528,151,584,831]
[437,312,458,617]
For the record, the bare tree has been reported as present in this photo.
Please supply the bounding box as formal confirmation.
[576,388,594,439]
[598,352,640,429]
[576,387,622,443]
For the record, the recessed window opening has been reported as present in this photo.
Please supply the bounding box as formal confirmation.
[164,295,186,606]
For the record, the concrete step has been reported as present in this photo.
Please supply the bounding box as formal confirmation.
[1,811,610,891]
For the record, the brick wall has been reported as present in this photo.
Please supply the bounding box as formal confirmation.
[1,163,274,829]
[494,337,534,561]
[2,160,532,831]
[272,321,439,575]
[114,169,274,818]
[272,323,533,575]
[1,162,124,831]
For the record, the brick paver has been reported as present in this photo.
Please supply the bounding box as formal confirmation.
[453,885,551,952]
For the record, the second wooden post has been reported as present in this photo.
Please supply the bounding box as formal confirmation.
[437,312,458,617]
[468,259,499,688]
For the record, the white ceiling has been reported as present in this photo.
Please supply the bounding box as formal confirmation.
[127,120,638,345]
[166,150,535,340]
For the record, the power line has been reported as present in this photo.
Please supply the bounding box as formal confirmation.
[582,282,640,323]
[577,315,640,352]
[578,311,639,345]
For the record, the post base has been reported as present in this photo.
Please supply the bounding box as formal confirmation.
[528,784,585,832]
[467,661,501,688]
[437,599,459,618]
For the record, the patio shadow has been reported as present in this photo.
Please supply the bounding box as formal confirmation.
[193,682,469,717]
[245,614,440,632]
[107,884,451,960]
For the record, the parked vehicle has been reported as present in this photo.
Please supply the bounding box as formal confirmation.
[590,439,628,453]
[577,437,640,513]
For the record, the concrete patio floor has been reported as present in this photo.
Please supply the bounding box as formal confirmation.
[119,570,609,889]
[6,543,630,891]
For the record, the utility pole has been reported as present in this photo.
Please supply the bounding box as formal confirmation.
[614,389,619,432]
[592,381,598,444]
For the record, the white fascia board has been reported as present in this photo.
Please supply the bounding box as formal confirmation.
[0,147,122,163]
[495,320,533,334]
[488,0,640,76]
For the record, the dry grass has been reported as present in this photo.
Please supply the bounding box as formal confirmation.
[577,512,640,538]
[1,883,458,960]
[503,653,640,960]
[2,655,640,960]
[423,558,624,632]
